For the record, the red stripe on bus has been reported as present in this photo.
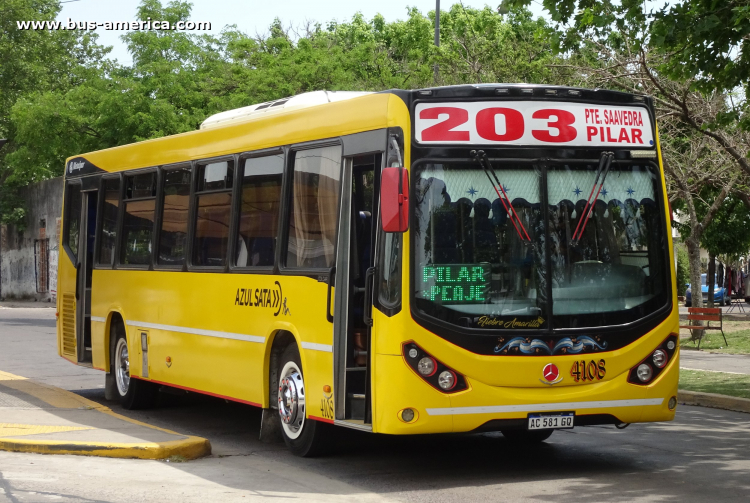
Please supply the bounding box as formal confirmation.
[134,377,262,407]
[308,414,334,424]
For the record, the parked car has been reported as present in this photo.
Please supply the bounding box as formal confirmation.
[685,273,729,306]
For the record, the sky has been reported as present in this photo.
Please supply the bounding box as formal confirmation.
[55,0,547,66]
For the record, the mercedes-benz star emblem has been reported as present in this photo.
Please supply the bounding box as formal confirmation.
[540,363,563,385]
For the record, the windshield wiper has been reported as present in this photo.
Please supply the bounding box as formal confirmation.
[470,149,531,242]
[571,151,614,244]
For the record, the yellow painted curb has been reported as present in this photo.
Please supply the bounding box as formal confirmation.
[0,436,211,460]
[0,370,212,460]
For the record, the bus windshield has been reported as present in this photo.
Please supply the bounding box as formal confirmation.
[412,157,669,330]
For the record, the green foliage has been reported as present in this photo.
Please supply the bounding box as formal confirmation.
[700,194,750,260]
[651,0,750,98]
[0,0,110,225]
[503,0,750,98]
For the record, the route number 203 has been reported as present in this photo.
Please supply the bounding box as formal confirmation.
[570,359,606,382]
[414,101,653,148]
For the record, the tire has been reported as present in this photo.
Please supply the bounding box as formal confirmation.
[276,344,330,457]
[111,322,158,410]
[501,429,554,444]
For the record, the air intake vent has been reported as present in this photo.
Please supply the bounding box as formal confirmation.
[61,293,76,357]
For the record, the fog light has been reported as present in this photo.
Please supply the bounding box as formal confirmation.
[408,348,418,359]
[667,340,675,350]
[652,349,668,368]
[668,396,677,410]
[438,370,456,390]
[636,364,653,382]
[418,357,436,376]
[401,408,415,422]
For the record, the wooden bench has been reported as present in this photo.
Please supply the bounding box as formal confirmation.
[679,307,728,349]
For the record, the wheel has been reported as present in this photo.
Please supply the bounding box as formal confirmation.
[277,344,330,457]
[111,322,157,410]
[501,429,554,443]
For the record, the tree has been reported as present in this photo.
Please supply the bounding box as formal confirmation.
[0,0,109,227]
[503,0,750,336]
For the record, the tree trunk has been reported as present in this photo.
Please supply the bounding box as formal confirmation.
[707,252,716,308]
[685,236,704,341]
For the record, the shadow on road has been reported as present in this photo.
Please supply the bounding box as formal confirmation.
[76,387,750,502]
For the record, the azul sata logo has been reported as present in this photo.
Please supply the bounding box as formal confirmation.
[540,363,563,385]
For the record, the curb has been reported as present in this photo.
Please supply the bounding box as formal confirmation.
[0,370,211,460]
[678,390,750,414]
[0,436,211,460]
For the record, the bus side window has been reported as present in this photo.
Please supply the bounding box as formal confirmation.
[236,154,284,267]
[286,145,342,269]
[192,159,233,267]
[64,183,83,260]
[119,172,156,266]
[377,229,402,310]
[97,178,120,266]
[158,167,191,266]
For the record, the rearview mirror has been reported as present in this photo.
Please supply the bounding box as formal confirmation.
[381,167,409,233]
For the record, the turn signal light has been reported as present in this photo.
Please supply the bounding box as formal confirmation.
[403,342,468,394]
[628,334,677,385]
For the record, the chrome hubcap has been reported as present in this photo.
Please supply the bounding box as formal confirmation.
[115,339,130,396]
[278,365,305,438]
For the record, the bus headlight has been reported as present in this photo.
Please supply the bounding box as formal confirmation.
[628,334,677,386]
[417,357,436,376]
[652,349,668,368]
[438,370,456,390]
[402,342,468,394]
[636,364,653,382]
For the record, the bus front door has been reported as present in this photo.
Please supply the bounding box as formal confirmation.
[75,187,98,364]
[332,152,380,427]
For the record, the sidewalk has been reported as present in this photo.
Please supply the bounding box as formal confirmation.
[679,349,750,375]
[0,300,55,309]
[0,370,210,459]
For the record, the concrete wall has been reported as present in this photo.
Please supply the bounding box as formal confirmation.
[0,177,63,302]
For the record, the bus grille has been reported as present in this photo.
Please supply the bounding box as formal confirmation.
[61,293,76,357]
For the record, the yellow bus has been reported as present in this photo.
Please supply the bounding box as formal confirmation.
[57,86,679,456]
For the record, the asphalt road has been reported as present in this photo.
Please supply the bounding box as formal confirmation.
[1,307,750,503]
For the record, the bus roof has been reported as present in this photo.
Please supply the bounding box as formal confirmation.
[64,92,400,175]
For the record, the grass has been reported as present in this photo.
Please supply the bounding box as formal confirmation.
[679,369,750,400]
[680,328,750,355]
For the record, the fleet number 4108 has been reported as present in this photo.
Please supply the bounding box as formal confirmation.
[570,359,606,382]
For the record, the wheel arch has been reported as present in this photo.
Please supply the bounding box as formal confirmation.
[103,309,127,373]
[262,327,302,409]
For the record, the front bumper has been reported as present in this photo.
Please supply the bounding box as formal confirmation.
[372,350,678,435]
